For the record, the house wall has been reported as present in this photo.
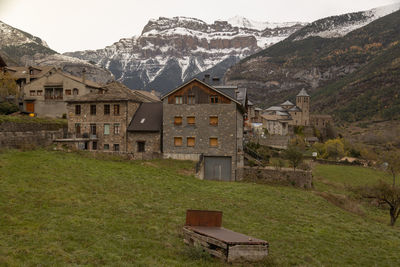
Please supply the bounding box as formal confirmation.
[127,132,162,159]
[67,101,140,152]
[163,98,242,181]
[23,72,98,118]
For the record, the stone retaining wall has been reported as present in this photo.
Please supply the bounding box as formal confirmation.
[0,122,66,149]
[242,166,313,189]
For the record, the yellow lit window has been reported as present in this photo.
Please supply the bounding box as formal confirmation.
[187,116,195,125]
[209,138,218,147]
[174,116,182,125]
[187,137,195,147]
[174,137,183,146]
[209,116,218,126]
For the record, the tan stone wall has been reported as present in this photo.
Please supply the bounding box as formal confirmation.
[23,72,98,118]
[67,101,140,152]
[127,131,161,159]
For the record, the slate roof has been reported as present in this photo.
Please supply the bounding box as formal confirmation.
[265,106,285,112]
[67,82,149,103]
[5,66,55,79]
[128,102,162,132]
[297,88,310,97]
[161,78,241,105]
[134,90,160,102]
[280,100,294,106]
[289,106,302,112]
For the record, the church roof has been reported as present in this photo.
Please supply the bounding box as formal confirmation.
[297,88,310,97]
[280,100,294,106]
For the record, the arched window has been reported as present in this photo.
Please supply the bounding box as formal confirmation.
[73,88,79,95]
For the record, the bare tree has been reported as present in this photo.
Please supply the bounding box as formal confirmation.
[357,181,400,226]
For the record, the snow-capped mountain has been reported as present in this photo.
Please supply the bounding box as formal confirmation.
[224,3,400,112]
[65,16,305,94]
[291,2,400,40]
[0,20,114,84]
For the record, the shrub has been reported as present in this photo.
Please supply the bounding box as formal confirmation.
[0,102,19,115]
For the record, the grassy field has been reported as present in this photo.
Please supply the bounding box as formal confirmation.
[1,150,400,266]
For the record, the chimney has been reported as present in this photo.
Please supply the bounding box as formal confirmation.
[151,89,156,95]
[203,74,210,84]
[82,68,86,83]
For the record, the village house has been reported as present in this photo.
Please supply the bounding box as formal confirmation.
[59,82,162,159]
[161,78,246,181]
[262,88,332,136]
[21,68,103,117]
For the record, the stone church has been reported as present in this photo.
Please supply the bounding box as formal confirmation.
[262,89,332,135]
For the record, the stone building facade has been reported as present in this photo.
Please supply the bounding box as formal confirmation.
[161,78,245,181]
[262,89,332,136]
[22,69,102,117]
[61,82,161,157]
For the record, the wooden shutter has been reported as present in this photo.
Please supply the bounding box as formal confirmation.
[209,116,218,126]
[209,138,218,147]
[187,137,195,147]
[174,137,183,146]
[187,116,195,125]
[174,116,182,125]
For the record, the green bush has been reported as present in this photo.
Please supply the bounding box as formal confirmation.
[0,102,18,115]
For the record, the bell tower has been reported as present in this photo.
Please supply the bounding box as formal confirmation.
[296,88,310,126]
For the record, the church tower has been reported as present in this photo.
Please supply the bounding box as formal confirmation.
[296,88,310,126]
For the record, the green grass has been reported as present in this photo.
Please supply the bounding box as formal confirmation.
[1,150,400,266]
[0,115,67,126]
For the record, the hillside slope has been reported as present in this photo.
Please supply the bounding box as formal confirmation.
[225,4,400,122]
[0,150,400,266]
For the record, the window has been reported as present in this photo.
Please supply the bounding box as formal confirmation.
[174,137,183,146]
[104,104,110,115]
[137,141,145,152]
[92,141,97,150]
[209,116,218,126]
[209,137,218,147]
[187,116,195,125]
[75,105,81,115]
[75,123,81,135]
[30,90,35,96]
[175,96,183,104]
[65,89,71,95]
[187,95,195,104]
[90,124,96,135]
[104,144,110,150]
[114,123,120,135]
[104,124,110,135]
[113,144,120,151]
[210,95,219,104]
[114,104,120,115]
[187,137,195,147]
[174,116,182,125]
[37,90,42,96]
[90,105,96,115]
[73,88,79,95]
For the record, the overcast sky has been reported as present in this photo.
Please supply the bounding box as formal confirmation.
[0,0,399,53]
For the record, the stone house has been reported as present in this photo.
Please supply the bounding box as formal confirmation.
[161,78,245,181]
[21,68,103,117]
[60,82,162,158]
[262,88,332,136]
[4,66,56,94]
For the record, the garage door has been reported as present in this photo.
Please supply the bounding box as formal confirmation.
[204,156,231,181]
